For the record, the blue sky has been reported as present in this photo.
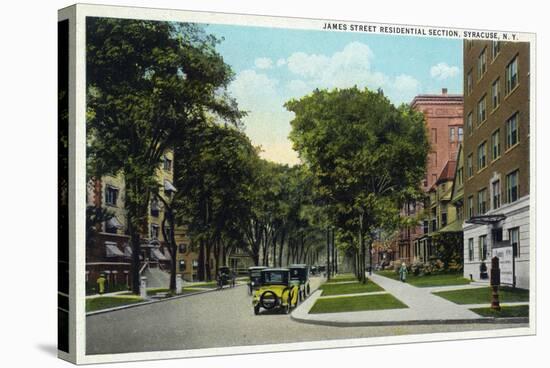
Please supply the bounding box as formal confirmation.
[203,23,463,165]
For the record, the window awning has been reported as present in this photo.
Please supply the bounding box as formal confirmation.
[151,248,169,261]
[164,179,177,193]
[466,214,506,225]
[105,243,124,257]
[163,248,172,261]
[107,217,123,229]
[124,245,132,258]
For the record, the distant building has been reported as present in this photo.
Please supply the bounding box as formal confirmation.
[397,89,463,263]
[462,40,530,289]
[85,150,204,293]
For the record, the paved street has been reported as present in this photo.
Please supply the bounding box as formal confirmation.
[86,276,526,355]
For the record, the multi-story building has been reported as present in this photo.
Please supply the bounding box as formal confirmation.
[85,151,204,293]
[462,40,530,289]
[415,159,462,262]
[397,89,463,263]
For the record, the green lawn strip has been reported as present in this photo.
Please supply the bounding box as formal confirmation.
[146,288,171,296]
[86,296,144,312]
[186,281,218,288]
[320,280,384,296]
[309,293,407,314]
[376,270,470,287]
[434,286,529,305]
[328,275,359,283]
[470,305,529,318]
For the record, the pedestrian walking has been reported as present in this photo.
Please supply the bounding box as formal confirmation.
[399,262,408,282]
[97,274,106,294]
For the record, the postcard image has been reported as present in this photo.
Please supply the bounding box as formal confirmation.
[57,4,535,364]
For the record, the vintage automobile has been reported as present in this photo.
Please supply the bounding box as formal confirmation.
[247,266,267,295]
[289,264,311,301]
[252,268,299,315]
[216,266,236,289]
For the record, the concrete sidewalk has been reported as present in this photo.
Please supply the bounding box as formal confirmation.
[291,274,528,326]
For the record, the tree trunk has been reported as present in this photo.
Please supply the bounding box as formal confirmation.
[198,239,205,281]
[129,223,141,294]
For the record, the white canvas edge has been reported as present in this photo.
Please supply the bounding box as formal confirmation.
[59,3,537,365]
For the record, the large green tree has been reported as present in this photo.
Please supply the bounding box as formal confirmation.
[286,87,429,282]
[86,18,242,293]
[173,121,258,280]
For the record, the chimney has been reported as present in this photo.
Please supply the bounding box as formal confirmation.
[442,88,448,95]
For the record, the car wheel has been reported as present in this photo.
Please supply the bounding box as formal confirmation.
[254,304,260,315]
[260,290,278,310]
[284,304,290,314]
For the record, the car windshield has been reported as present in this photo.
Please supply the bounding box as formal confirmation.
[250,271,262,278]
[262,271,288,285]
[290,268,307,280]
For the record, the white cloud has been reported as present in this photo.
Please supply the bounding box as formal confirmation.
[283,42,420,104]
[276,58,287,67]
[430,62,459,80]
[228,70,279,111]
[254,57,273,70]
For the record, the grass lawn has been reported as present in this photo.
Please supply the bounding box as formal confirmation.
[433,286,529,305]
[321,280,384,296]
[187,281,218,288]
[328,274,359,283]
[470,305,529,318]
[86,296,144,312]
[309,293,407,314]
[377,270,470,287]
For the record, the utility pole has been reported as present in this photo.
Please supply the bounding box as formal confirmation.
[331,227,336,277]
[326,226,331,281]
[359,211,365,283]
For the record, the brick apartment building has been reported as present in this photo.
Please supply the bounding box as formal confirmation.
[462,39,530,289]
[397,89,463,263]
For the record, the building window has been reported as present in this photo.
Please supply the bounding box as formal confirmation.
[468,195,474,219]
[466,70,473,96]
[491,130,501,160]
[179,243,187,253]
[150,198,160,217]
[458,127,464,142]
[492,41,501,60]
[506,170,519,203]
[441,212,448,227]
[477,47,487,80]
[449,127,455,142]
[466,112,473,135]
[105,186,119,206]
[477,188,487,215]
[479,235,488,261]
[509,227,520,258]
[423,220,429,234]
[457,167,464,186]
[467,154,474,178]
[150,224,159,240]
[431,128,437,144]
[468,238,474,262]
[192,260,199,269]
[477,95,487,125]
[179,260,186,271]
[163,156,172,171]
[492,180,501,210]
[457,205,464,221]
[506,112,519,149]
[492,78,501,110]
[477,141,487,170]
[505,55,519,94]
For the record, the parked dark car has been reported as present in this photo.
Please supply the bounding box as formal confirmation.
[289,264,311,301]
[247,266,267,295]
[216,266,235,289]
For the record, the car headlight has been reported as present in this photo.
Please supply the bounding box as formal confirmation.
[251,281,255,286]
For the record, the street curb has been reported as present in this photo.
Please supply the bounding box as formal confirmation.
[290,314,529,327]
[86,284,246,316]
